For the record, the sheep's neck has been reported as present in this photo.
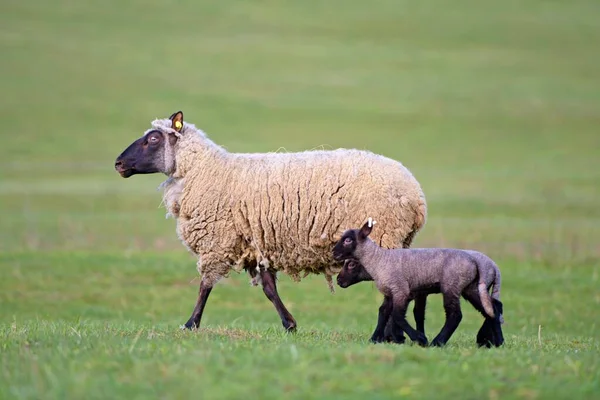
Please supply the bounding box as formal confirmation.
[172,130,228,178]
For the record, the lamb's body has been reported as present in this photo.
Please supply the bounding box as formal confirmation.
[115,112,427,332]
[162,123,426,286]
[363,248,500,309]
[333,221,504,347]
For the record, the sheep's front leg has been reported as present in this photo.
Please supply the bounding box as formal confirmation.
[260,269,297,332]
[184,277,214,330]
[371,296,397,343]
[431,294,462,347]
[391,298,428,346]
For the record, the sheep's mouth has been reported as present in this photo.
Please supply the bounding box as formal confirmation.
[115,161,136,178]
[117,167,135,178]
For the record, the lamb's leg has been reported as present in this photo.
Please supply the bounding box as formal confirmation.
[384,294,426,342]
[463,288,504,348]
[371,296,398,343]
[430,293,462,347]
[184,277,214,330]
[464,290,494,348]
[391,299,428,346]
[413,294,427,335]
[260,269,297,332]
[383,315,406,343]
[490,299,505,347]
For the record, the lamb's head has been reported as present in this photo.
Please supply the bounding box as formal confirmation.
[114,111,184,178]
[336,260,373,288]
[332,217,376,262]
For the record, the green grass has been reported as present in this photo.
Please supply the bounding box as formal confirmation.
[1,0,599,398]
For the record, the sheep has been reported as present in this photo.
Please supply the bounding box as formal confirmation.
[114,111,427,333]
[333,218,504,347]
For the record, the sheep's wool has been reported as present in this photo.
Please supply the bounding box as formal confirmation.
[152,118,427,288]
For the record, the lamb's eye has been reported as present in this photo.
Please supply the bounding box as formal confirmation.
[343,238,353,246]
[150,136,160,144]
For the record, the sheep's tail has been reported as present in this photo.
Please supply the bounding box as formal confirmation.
[403,195,427,248]
[476,261,495,319]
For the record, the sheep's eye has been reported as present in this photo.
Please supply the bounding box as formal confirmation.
[343,237,353,246]
[149,135,160,144]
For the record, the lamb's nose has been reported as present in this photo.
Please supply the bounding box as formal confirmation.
[115,160,123,170]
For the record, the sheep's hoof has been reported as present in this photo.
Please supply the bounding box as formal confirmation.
[430,338,445,347]
[183,319,198,330]
[283,320,297,332]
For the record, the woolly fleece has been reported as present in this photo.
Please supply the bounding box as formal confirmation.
[153,118,427,288]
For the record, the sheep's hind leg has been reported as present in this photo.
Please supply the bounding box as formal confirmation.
[184,277,214,330]
[260,269,297,332]
[430,294,462,347]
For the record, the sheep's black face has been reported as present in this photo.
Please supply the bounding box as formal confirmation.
[115,110,184,178]
[115,131,172,178]
[332,229,359,262]
[336,260,373,288]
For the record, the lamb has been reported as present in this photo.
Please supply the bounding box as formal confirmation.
[333,218,504,347]
[114,111,427,333]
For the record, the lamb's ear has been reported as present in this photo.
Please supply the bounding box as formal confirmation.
[358,217,376,240]
[169,111,184,132]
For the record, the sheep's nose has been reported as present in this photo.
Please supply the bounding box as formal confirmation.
[115,160,123,170]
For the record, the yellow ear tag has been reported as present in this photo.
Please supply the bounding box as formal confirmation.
[175,121,182,130]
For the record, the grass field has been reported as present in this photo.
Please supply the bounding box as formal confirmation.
[1,0,599,398]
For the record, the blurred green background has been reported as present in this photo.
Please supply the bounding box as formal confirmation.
[1,1,599,399]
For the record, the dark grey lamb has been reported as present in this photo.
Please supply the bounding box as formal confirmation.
[333,218,504,348]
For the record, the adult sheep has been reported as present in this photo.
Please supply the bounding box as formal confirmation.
[114,111,427,332]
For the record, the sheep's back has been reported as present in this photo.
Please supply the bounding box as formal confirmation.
[178,148,426,279]
[236,149,424,273]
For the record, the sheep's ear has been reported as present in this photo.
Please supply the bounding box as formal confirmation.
[358,218,376,240]
[169,111,184,132]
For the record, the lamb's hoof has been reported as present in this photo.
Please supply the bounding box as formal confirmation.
[430,338,445,347]
[391,334,406,345]
[478,337,504,348]
[415,335,429,347]
[370,335,385,344]
[382,332,400,343]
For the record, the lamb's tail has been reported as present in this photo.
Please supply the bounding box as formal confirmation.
[491,262,501,301]
[491,262,504,324]
[476,261,496,319]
